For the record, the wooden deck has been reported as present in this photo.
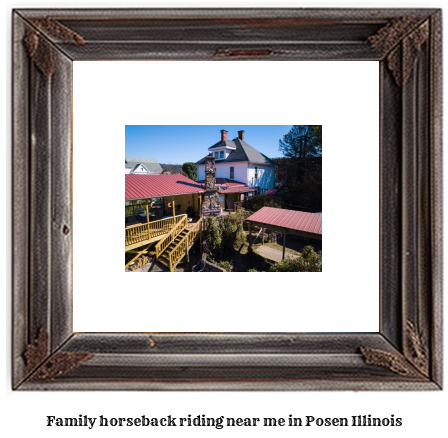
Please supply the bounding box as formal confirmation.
[125,214,202,271]
[125,234,165,252]
[125,215,186,251]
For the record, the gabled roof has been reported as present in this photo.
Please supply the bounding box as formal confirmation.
[235,138,277,166]
[125,156,163,174]
[130,163,150,173]
[125,174,204,201]
[195,137,277,166]
[247,207,322,236]
[208,140,237,150]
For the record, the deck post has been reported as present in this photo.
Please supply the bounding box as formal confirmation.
[262,227,264,245]
[186,234,189,263]
[282,229,286,260]
[248,221,252,248]
[146,204,151,239]
[172,199,175,218]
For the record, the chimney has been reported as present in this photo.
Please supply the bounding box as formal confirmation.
[238,130,245,141]
[220,130,228,142]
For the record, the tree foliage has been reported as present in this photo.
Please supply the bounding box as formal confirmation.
[279,125,322,159]
[213,260,234,272]
[160,163,183,174]
[206,209,248,256]
[182,162,198,181]
[269,245,322,272]
[207,216,222,256]
[274,125,322,212]
[275,156,322,211]
[247,195,281,213]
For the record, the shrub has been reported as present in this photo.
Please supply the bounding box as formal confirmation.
[207,216,222,256]
[269,245,322,272]
[221,213,248,250]
[235,220,247,247]
[220,215,238,251]
[206,211,248,255]
[217,260,233,272]
[235,207,251,231]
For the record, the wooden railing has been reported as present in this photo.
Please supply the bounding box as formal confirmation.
[155,215,188,258]
[125,215,186,248]
[168,219,202,271]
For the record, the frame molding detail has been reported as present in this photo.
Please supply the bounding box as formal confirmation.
[12,8,442,390]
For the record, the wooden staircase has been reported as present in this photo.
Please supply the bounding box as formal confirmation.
[155,218,202,271]
[125,214,202,271]
[157,228,189,268]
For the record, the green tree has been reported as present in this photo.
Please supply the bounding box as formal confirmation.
[160,163,183,174]
[308,125,322,151]
[269,245,322,272]
[206,210,248,257]
[182,162,198,181]
[274,125,322,212]
[247,195,281,213]
[207,216,222,256]
[279,125,322,159]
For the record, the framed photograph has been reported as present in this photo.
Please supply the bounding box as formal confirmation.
[12,8,442,390]
[123,124,322,274]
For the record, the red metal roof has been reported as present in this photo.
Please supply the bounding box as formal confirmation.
[246,207,322,235]
[264,189,278,195]
[218,187,256,194]
[125,174,204,200]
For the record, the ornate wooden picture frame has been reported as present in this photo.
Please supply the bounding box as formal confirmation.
[12,8,442,390]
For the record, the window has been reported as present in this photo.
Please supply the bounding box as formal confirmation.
[255,166,258,179]
[230,167,234,179]
[220,150,224,159]
[214,152,219,158]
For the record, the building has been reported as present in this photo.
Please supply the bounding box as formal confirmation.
[246,207,322,260]
[195,130,277,190]
[196,177,256,211]
[125,156,163,174]
[125,174,206,271]
[125,174,204,218]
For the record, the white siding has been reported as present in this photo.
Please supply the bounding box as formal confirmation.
[125,167,132,174]
[247,164,275,189]
[216,162,248,184]
[197,162,274,187]
[197,165,205,181]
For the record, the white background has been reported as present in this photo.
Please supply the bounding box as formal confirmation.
[73,60,379,333]
[3,1,446,438]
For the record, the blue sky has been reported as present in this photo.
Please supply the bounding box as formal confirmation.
[125,125,293,164]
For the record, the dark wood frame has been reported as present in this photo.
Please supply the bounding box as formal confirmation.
[12,8,442,390]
